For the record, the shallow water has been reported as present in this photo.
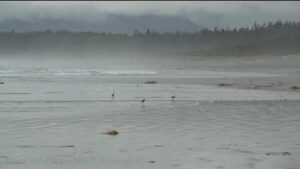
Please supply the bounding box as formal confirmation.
[0,64,300,169]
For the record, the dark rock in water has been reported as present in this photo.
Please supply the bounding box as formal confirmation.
[251,85,272,89]
[290,86,300,90]
[234,149,254,154]
[282,152,291,156]
[265,152,291,156]
[144,81,157,84]
[15,145,35,148]
[102,130,119,136]
[253,85,260,89]
[0,82,4,84]
[16,145,75,148]
[218,83,233,87]
[52,145,74,148]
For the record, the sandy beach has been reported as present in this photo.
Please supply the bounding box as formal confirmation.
[0,55,300,169]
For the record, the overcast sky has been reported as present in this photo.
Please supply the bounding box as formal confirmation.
[0,1,300,28]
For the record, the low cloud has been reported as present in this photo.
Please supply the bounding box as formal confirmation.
[0,1,299,28]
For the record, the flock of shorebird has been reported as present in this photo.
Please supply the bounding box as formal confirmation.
[111,91,175,103]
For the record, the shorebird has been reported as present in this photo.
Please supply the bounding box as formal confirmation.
[111,91,114,98]
[141,98,145,103]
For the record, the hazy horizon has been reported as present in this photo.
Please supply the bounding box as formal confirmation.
[0,1,300,31]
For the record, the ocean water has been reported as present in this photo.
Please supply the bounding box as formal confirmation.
[0,65,299,169]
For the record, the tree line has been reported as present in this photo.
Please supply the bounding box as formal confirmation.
[0,20,300,57]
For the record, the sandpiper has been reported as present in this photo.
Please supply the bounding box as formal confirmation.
[112,91,114,98]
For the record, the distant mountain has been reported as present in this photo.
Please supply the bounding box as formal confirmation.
[101,15,201,33]
[0,15,201,33]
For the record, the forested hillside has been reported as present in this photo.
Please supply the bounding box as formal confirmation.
[1,20,300,57]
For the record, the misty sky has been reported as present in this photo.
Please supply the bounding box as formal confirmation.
[0,1,300,28]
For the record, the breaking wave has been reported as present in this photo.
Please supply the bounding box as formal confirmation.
[0,68,157,77]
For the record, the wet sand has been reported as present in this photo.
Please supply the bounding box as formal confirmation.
[0,55,300,169]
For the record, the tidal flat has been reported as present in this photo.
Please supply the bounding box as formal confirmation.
[0,55,299,169]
